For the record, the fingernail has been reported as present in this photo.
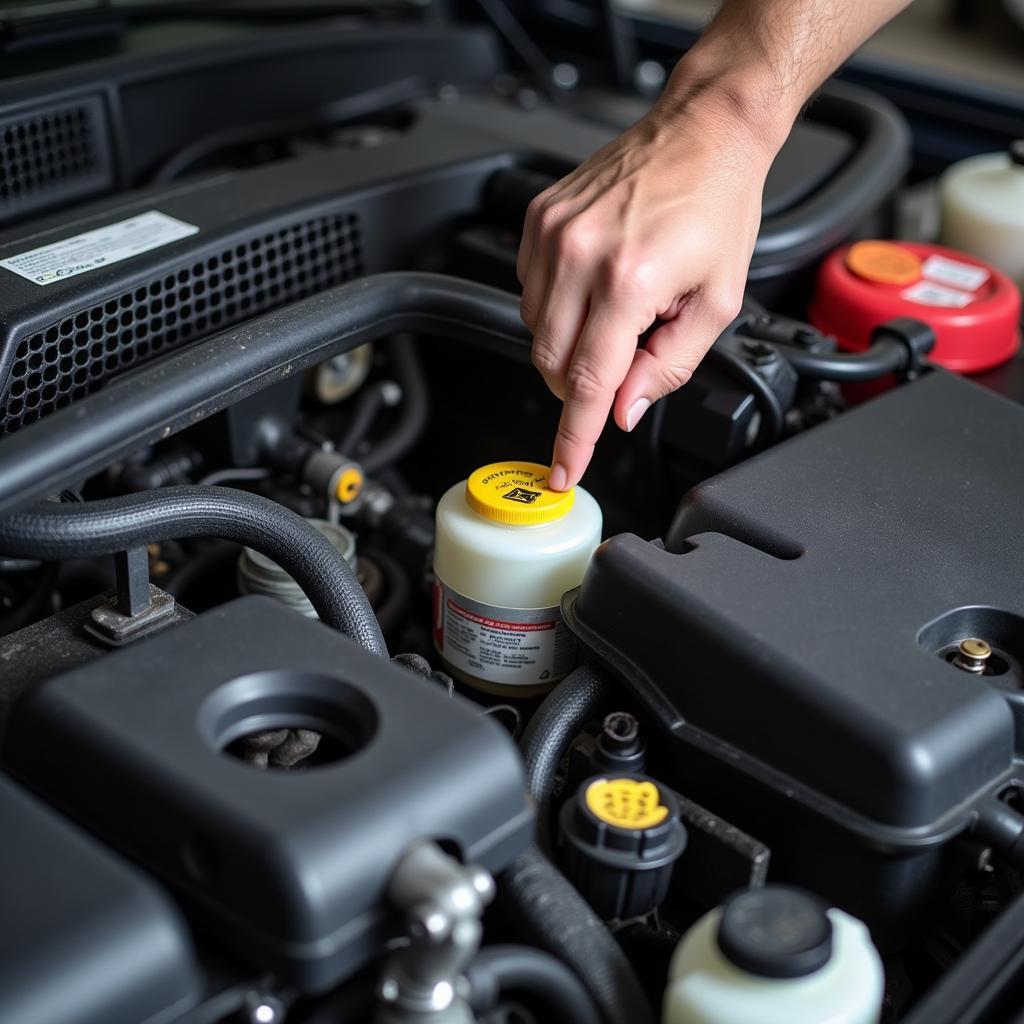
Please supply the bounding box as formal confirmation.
[625,398,651,432]
[549,464,568,491]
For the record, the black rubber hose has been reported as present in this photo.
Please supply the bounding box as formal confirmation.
[501,664,654,1024]
[520,662,613,852]
[361,336,429,475]
[706,346,786,448]
[0,487,387,656]
[338,382,393,456]
[466,944,602,1024]
[780,336,911,382]
[500,847,656,1024]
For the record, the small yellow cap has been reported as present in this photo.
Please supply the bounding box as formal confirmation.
[335,466,363,504]
[585,777,669,830]
[465,461,574,525]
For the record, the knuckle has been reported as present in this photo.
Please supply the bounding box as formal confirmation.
[603,255,649,298]
[556,421,592,450]
[653,359,694,395]
[565,359,608,404]
[554,224,589,264]
[531,337,562,376]
[536,203,563,236]
[519,294,540,329]
[524,194,547,224]
[705,286,744,328]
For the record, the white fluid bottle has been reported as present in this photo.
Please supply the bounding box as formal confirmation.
[663,886,884,1024]
[433,461,602,696]
[940,141,1024,290]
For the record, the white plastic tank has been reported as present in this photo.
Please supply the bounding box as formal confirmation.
[940,141,1024,290]
[433,460,602,696]
[662,886,884,1024]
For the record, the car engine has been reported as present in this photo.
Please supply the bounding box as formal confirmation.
[0,6,1023,1024]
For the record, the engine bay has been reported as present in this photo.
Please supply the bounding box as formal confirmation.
[1,7,1023,1024]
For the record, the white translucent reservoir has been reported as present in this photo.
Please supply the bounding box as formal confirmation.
[433,461,602,695]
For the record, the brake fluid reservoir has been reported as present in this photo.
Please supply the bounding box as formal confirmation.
[940,141,1024,290]
[433,461,601,695]
[662,887,884,1024]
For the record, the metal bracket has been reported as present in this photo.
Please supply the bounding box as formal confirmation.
[375,842,495,1024]
[84,548,177,648]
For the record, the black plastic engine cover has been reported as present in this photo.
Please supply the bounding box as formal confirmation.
[3,597,533,992]
[0,772,198,1024]
[564,370,1024,934]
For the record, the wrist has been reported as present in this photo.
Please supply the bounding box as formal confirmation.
[653,48,802,164]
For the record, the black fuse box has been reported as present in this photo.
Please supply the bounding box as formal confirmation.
[564,370,1024,941]
[4,597,533,992]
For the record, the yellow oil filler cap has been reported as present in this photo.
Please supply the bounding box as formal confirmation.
[465,461,574,525]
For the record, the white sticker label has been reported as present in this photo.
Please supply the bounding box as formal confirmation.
[432,577,576,687]
[0,211,199,286]
[921,254,989,293]
[902,280,974,309]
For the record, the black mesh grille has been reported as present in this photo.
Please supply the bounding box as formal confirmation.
[0,96,112,222]
[0,212,363,435]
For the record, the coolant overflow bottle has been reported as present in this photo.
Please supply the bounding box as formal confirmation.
[433,461,601,696]
[662,886,884,1024]
[940,140,1024,290]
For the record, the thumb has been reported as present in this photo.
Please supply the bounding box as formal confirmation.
[612,315,708,432]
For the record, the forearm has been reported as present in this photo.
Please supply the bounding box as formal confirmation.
[655,0,913,155]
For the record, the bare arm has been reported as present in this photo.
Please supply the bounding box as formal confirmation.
[519,0,913,491]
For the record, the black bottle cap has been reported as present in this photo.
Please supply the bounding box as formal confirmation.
[1010,140,1024,168]
[717,886,833,979]
[558,774,687,919]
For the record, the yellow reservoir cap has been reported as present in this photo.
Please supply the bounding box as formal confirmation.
[465,461,574,525]
[585,777,669,830]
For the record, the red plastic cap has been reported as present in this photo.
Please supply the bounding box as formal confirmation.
[810,241,1021,375]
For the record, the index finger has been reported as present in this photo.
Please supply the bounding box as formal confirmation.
[549,305,639,491]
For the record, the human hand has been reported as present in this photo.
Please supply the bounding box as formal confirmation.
[518,87,778,491]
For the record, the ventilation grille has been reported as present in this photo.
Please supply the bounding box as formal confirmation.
[0,95,113,224]
[0,212,364,435]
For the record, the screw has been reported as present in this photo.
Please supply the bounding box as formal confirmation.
[741,339,778,366]
[952,637,992,674]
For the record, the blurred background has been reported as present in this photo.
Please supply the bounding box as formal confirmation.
[620,0,1024,93]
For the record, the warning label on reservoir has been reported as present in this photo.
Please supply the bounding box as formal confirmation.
[432,577,576,687]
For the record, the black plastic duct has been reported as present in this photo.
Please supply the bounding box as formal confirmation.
[0,273,531,514]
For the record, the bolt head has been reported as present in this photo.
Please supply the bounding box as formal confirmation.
[741,339,778,366]
[959,638,992,660]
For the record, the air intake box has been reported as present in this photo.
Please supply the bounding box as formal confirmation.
[4,597,533,991]
[564,371,1024,941]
